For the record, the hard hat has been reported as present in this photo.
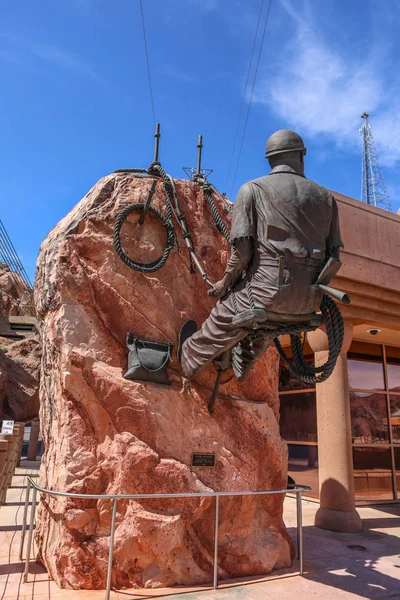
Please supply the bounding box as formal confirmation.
[265,130,306,158]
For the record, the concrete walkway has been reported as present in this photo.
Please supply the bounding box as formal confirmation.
[1,462,399,599]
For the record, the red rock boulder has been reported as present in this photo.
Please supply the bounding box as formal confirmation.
[0,335,41,421]
[34,172,292,590]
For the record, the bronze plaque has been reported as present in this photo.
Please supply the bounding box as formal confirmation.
[191,453,216,467]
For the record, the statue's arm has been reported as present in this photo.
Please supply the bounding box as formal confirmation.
[208,238,253,298]
[208,183,255,299]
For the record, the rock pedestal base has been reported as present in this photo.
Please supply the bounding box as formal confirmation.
[34,173,293,590]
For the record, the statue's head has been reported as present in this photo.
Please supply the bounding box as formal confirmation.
[265,130,306,174]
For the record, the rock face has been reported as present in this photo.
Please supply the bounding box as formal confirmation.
[34,172,292,591]
[0,262,40,420]
[0,265,34,316]
[0,336,41,421]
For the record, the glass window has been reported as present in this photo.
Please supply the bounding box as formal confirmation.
[288,444,319,499]
[390,396,400,444]
[348,359,385,391]
[394,447,400,500]
[350,392,389,444]
[353,447,394,501]
[279,364,315,392]
[348,344,384,391]
[386,346,400,394]
[279,392,317,442]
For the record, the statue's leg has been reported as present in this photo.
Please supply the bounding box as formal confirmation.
[180,296,249,379]
[231,329,276,381]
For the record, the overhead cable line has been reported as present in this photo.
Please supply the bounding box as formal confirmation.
[139,0,156,127]
[229,0,273,199]
[224,0,265,192]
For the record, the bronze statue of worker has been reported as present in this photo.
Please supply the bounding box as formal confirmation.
[178,129,343,382]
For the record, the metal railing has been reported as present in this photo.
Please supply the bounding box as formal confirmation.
[20,477,310,600]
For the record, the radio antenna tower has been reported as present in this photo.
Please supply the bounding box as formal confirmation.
[359,113,391,211]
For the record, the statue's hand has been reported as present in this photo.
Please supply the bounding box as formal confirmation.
[208,279,229,298]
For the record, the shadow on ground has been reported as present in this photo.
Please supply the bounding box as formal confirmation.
[287,504,400,599]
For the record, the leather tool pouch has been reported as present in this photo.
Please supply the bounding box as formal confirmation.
[124,333,173,385]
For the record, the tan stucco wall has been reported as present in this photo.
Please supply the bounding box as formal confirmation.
[331,192,400,329]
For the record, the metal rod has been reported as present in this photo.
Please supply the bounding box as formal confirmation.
[296,490,301,560]
[213,494,219,590]
[22,477,309,585]
[24,486,37,583]
[153,123,161,163]
[318,284,350,305]
[24,476,310,500]
[19,478,31,560]
[297,491,304,575]
[208,370,224,413]
[138,179,157,226]
[105,498,118,600]
[196,135,203,175]
[189,251,213,286]
[0,220,33,288]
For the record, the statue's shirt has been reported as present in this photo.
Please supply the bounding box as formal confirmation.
[230,165,343,264]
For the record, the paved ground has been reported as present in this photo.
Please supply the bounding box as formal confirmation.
[0,462,399,600]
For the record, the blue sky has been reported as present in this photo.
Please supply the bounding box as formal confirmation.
[1,0,400,281]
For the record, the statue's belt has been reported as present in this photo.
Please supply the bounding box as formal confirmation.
[256,255,324,268]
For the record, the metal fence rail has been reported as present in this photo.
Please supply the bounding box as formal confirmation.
[0,219,33,290]
[20,477,310,600]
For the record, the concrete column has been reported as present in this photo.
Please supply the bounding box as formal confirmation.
[27,420,40,461]
[308,322,362,533]
[14,423,25,469]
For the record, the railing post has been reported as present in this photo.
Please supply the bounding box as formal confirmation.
[19,478,31,560]
[24,485,37,582]
[213,494,219,590]
[105,498,117,600]
[296,490,304,575]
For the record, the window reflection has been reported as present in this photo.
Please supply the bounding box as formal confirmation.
[390,396,400,444]
[279,363,315,392]
[387,365,400,392]
[279,392,317,442]
[348,359,385,391]
[288,444,319,499]
[350,392,389,444]
[386,346,400,393]
[279,358,315,392]
[394,447,400,500]
[353,447,394,501]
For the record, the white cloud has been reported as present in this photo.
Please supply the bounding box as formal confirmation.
[254,0,400,167]
[162,64,195,83]
[31,43,103,82]
[0,33,106,84]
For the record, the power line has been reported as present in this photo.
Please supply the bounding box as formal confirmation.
[224,0,265,192]
[139,0,156,127]
[229,0,273,199]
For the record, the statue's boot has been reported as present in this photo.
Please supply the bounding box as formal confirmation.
[232,330,276,381]
[178,320,198,364]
